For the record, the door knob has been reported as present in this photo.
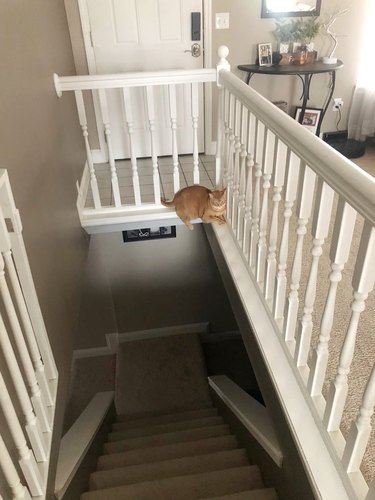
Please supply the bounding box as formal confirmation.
[184,43,201,57]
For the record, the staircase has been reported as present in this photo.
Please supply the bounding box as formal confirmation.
[70,332,277,499]
[81,406,278,499]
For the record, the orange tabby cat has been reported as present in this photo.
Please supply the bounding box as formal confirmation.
[161,185,227,230]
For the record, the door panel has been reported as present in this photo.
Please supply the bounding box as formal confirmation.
[84,0,204,158]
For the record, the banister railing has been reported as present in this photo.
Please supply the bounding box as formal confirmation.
[0,170,57,499]
[216,58,375,499]
[54,66,218,220]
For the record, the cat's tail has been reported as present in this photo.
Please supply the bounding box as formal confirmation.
[161,196,175,207]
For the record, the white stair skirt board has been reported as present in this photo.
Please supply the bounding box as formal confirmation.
[54,391,114,500]
[72,323,210,361]
[208,375,283,467]
[207,223,360,500]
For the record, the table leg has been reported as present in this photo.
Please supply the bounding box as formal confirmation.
[317,71,335,137]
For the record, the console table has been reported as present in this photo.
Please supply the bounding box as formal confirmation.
[237,60,343,136]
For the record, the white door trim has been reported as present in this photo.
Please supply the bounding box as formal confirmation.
[77,0,214,159]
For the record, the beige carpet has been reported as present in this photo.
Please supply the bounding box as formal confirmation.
[115,333,212,416]
[279,189,375,483]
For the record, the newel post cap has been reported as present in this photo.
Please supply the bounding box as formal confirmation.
[216,45,230,86]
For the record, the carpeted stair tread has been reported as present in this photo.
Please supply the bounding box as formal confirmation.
[97,434,238,470]
[81,465,262,500]
[203,488,278,499]
[103,424,231,454]
[89,448,249,490]
[115,407,217,428]
[108,415,224,441]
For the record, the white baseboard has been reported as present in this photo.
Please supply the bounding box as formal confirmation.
[72,322,210,361]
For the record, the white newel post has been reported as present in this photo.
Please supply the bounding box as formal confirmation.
[283,164,316,346]
[145,86,161,203]
[308,200,357,397]
[294,180,334,368]
[0,435,31,500]
[191,82,200,185]
[74,90,101,209]
[273,152,300,324]
[122,87,141,205]
[324,222,375,432]
[216,45,230,187]
[168,84,180,193]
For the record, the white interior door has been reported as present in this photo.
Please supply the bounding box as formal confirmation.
[82,0,204,159]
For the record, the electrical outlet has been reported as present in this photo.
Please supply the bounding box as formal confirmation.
[333,98,343,111]
[215,12,230,30]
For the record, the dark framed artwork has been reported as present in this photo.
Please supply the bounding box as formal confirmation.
[122,226,176,243]
[261,0,321,18]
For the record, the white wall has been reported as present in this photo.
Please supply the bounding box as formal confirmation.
[211,0,367,134]
[78,225,237,342]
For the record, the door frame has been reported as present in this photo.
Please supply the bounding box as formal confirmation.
[77,0,215,161]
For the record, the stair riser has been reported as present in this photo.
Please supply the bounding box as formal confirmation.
[108,416,224,441]
[90,449,249,490]
[97,435,238,470]
[81,466,263,500]
[114,407,217,429]
[103,424,230,454]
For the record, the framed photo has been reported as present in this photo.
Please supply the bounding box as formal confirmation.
[122,226,176,243]
[258,43,272,66]
[295,107,322,134]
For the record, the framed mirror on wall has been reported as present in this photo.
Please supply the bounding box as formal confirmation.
[261,0,321,18]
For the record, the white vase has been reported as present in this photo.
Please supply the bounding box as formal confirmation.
[322,56,337,64]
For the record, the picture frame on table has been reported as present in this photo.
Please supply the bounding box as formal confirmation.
[294,107,322,134]
[258,43,272,66]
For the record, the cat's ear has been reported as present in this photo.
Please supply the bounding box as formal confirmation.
[222,187,227,197]
[209,192,214,199]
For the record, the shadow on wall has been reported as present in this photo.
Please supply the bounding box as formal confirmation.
[76,224,238,349]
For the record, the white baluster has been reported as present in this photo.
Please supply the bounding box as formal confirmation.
[74,90,101,209]
[122,87,141,205]
[226,93,235,222]
[257,128,275,285]
[0,251,51,433]
[249,120,265,270]
[222,89,230,187]
[324,222,375,431]
[295,180,335,367]
[168,84,180,192]
[145,86,161,203]
[97,89,121,207]
[0,208,53,408]
[342,362,375,473]
[283,164,316,346]
[265,140,287,304]
[191,82,200,184]
[0,371,43,496]
[0,435,31,500]
[237,143,247,240]
[247,112,257,159]
[242,153,254,257]
[4,193,57,386]
[231,101,241,230]
[0,308,47,462]
[273,152,300,324]
[215,83,225,187]
[308,200,357,397]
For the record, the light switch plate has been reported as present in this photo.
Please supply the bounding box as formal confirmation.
[215,12,229,30]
